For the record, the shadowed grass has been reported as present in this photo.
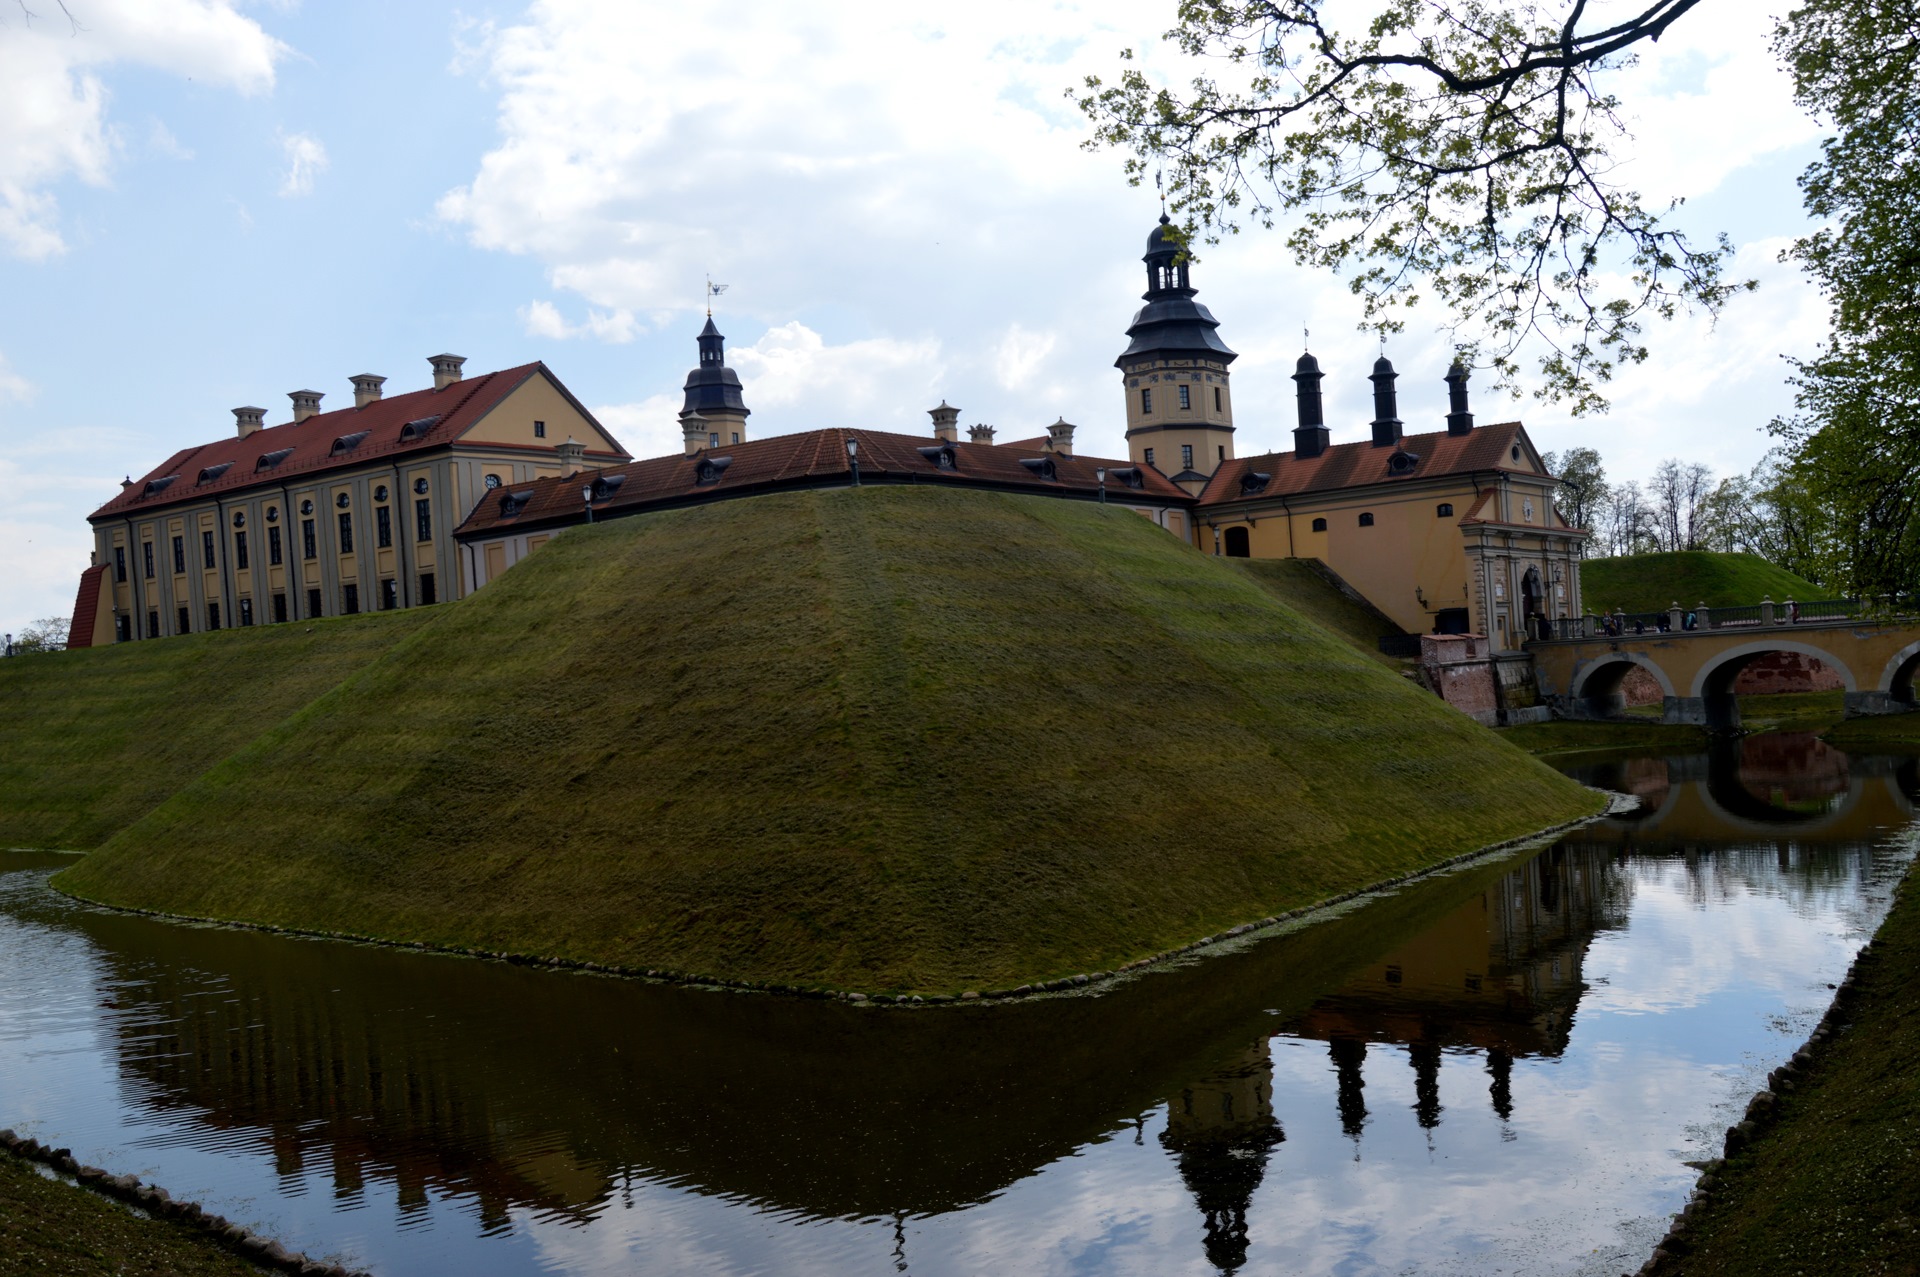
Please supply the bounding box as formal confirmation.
[56,488,1599,993]
[1582,550,1823,615]
[0,1151,263,1276]
[1229,558,1409,669]
[0,610,432,851]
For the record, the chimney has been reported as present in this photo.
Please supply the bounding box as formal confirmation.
[288,390,324,423]
[1445,359,1474,435]
[233,405,267,438]
[1369,355,1402,447]
[1047,416,1076,456]
[350,374,386,409]
[121,475,134,491]
[968,423,996,445]
[929,400,961,443]
[681,410,710,457]
[556,436,587,476]
[1292,353,1329,459]
[429,353,466,390]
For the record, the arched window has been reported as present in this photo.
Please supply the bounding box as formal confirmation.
[1311,517,1327,532]
[1436,502,1454,517]
[1224,526,1251,557]
[1358,512,1375,527]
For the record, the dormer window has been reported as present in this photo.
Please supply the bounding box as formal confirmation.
[1387,449,1421,476]
[590,473,626,500]
[1110,466,1146,490]
[140,475,178,498]
[1239,471,1272,496]
[197,462,233,485]
[915,444,958,470]
[398,416,441,441]
[329,430,370,456]
[1018,456,1058,482]
[255,448,294,472]
[499,489,535,517]
[694,455,733,486]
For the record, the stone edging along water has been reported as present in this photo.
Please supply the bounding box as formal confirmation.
[34,789,1624,1006]
[0,1130,368,1276]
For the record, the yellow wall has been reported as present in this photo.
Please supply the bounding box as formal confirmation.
[459,370,623,453]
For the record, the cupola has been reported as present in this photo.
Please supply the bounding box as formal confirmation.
[679,317,750,455]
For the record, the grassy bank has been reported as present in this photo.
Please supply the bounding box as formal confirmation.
[0,610,431,851]
[0,1151,261,1275]
[1669,860,1920,1274]
[56,487,1599,994]
[1823,711,1920,750]
[1582,550,1823,614]
[1230,558,1407,668]
[1496,719,1709,759]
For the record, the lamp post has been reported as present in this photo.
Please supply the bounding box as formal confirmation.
[846,436,861,487]
[1095,467,1106,505]
[582,483,594,524]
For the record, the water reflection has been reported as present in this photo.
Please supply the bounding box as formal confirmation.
[1,732,1914,1276]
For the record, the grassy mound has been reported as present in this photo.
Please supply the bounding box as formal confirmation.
[0,610,431,851]
[57,487,1598,993]
[1231,559,1407,668]
[1581,550,1823,614]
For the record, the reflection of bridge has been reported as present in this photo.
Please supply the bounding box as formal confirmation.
[1530,617,1920,728]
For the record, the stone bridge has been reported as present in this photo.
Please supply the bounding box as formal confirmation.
[1530,613,1920,728]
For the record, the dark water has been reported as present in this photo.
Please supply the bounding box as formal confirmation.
[1,732,1913,1276]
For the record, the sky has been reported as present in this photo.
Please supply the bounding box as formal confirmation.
[0,0,1831,636]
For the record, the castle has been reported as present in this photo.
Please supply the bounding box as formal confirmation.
[70,218,1585,650]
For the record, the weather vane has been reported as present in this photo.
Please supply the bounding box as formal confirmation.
[705,274,729,317]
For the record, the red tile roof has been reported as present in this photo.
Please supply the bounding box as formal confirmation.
[1196,422,1539,507]
[67,564,106,648]
[88,364,626,523]
[456,427,1191,538]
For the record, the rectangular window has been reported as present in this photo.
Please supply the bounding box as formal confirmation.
[146,610,159,639]
[143,541,154,578]
[731,432,740,444]
[307,587,323,619]
[1144,447,1155,468]
[114,545,127,583]
[342,583,360,615]
[177,606,190,635]
[115,615,131,643]
[415,498,432,543]
[268,525,283,566]
[709,432,720,447]
[1181,444,1194,470]
[376,505,393,549]
[302,519,317,560]
[172,535,185,575]
[381,578,398,611]
[272,593,287,623]
[202,530,216,569]
[207,602,220,631]
[337,512,354,555]
[418,571,437,605]
[1214,386,1222,412]
[234,531,249,570]
[1218,445,1225,461]
[239,597,254,627]
[533,420,546,438]
[1141,388,1153,414]
[1178,384,1191,410]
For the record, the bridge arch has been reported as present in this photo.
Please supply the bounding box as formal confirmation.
[1568,653,1676,719]
[1690,640,1857,730]
[1878,638,1920,705]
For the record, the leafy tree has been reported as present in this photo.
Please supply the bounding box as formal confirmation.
[9,617,70,655]
[1075,1,1745,412]
[1541,446,1607,531]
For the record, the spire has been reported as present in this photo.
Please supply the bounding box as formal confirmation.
[1370,354,1403,448]
[1293,351,1329,459]
[681,318,750,451]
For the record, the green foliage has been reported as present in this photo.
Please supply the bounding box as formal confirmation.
[54,488,1596,994]
[9,616,70,655]
[1541,446,1606,532]
[1074,1,1742,411]
[1579,550,1824,615]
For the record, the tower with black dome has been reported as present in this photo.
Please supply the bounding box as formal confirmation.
[1116,215,1237,493]
[680,317,750,455]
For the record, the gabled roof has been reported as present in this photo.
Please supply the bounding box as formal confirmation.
[89,363,627,522]
[1196,422,1540,507]
[1457,485,1579,532]
[456,427,1191,538]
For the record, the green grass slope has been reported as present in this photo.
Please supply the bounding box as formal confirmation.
[58,487,1599,994]
[1230,558,1408,668]
[1581,550,1823,615]
[0,611,431,851]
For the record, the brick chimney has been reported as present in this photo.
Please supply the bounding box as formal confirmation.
[556,436,587,476]
[1047,416,1076,456]
[929,400,961,443]
[288,390,324,423]
[233,406,267,438]
[351,374,386,409]
[429,353,466,390]
[968,423,996,444]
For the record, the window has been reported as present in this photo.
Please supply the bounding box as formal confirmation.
[337,511,354,555]
[415,499,432,543]
[307,587,323,619]
[1311,517,1327,532]
[115,615,131,643]
[731,432,740,444]
[377,506,393,549]
[302,519,317,560]
[147,611,159,639]
[1224,526,1251,557]
[335,492,351,509]
[1437,502,1454,517]
[207,602,221,631]
[381,578,398,611]
[268,525,283,566]
[143,541,154,578]
[1181,443,1194,470]
[1141,388,1153,414]
[114,545,127,583]
[374,485,389,502]
[177,606,190,634]
[172,536,185,574]
[709,432,720,447]
[1218,445,1225,461]
[1358,512,1375,526]
[412,477,429,495]
[1178,384,1191,410]
[1144,447,1156,468]
[1512,445,1522,462]
[418,572,437,605]
[231,510,245,529]
[342,583,359,615]
[534,420,546,438]
[1214,386,1222,411]
[202,530,216,569]
[234,531,249,570]
[239,598,254,627]
[300,499,313,515]
[272,593,287,624]
[484,473,502,491]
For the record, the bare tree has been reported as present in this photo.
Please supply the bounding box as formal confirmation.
[1647,458,1714,551]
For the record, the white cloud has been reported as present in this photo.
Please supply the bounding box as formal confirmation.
[0,353,33,404]
[276,130,327,197]
[993,323,1057,392]
[520,298,638,343]
[0,0,284,257]
[146,119,194,161]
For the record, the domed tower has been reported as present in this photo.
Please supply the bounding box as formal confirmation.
[1116,215,1237,493]
[680,317,750,455]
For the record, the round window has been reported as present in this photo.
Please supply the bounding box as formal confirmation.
[299,499,313,516]
[265,506,278,523]
[374,484,389,502]
[231,511,245,529]
[1511,445,1522,462]
[413,478,430,495]
[335,492,350,509]
[484,473,502,491]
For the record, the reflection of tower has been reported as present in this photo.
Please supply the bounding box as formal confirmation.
[1486,1048,1514,1124]
[1409,1041,1444,1131]
[1328,1037,1368,1146]
[1160,1042,1284,1274]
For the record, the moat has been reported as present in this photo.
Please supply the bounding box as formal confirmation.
[2,732,1913,1276]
